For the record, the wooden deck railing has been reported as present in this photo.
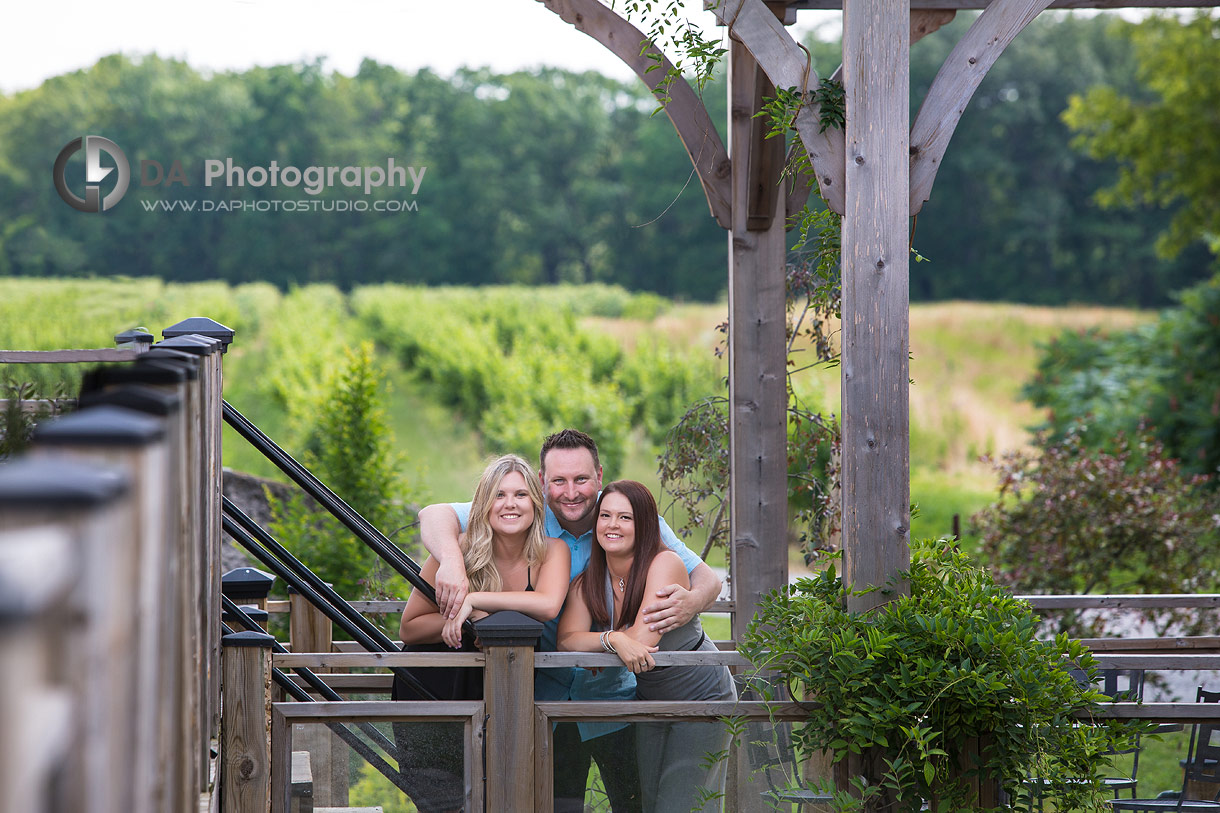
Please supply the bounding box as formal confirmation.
[0,319,231,813]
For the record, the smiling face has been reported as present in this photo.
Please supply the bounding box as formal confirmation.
[487,470,534,537]
[595,491,636,556]
[541,446,603,534]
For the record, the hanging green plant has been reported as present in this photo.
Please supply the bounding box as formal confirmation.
[740,539,1145,812]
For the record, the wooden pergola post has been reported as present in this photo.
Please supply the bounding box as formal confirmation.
[841,0,913,610]
[726,29,790,648]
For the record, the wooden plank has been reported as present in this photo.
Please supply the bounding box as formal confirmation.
[841,0,912,612]
[286,591,341,809]
[535,650,752,667]
[1080,703,1220,723]
[483,644,536,811]
[727,37,790,651]
[274,649,747,669]
[534,707,553,813]
[0,348,143,363]
[290,593,334,670]
[285,674,395,692]
[271,707,290,813]
[331,636,733,652]
[162,379,191,813]
[272,701,483,723]
[539,0,733,228]
[709,0,848,213]
[181,371,205,812]
[203,351,225,784]
[290,751,313,813]
[1092,654,1220,670]
[335,598,735,614]
[537,700,811,721]
[273,652,484,669]
[223,639,273,813]
[1022,594,1220,609]
[1073,636,1220,651]
[909,0,1055,213]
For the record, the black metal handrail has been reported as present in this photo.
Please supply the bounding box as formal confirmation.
[222,598,410,750]
[222,400,426,589]
[221,400,475,638]
[221,505,440,700]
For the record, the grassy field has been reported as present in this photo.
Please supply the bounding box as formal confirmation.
[0,278,1151,560]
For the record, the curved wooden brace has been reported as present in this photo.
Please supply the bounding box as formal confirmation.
[537,0,733,228]
[784,12,951,220]
[908,0,1054,213]
[709,0,847,214]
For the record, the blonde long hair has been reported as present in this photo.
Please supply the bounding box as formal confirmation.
[461,454,548,593]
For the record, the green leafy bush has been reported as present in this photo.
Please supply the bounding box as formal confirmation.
[742,540,1138,812]
[269,342,415,607]
[1025,270,1220,479]
[352,283,717,473]
[974,426,1220,636]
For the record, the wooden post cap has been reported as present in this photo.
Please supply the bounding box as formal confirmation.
[221,568,277,601]
[141,347,202,366]
[114,328,155,346]
[89,359,191,387]
[222,604,269,628]
[78,384,182,417]
[0,457,128,508]
[222,630,276,648]
[157,335,222,356]
[163,317,235,352]
[474,611,543,646]
[33,405,166,447]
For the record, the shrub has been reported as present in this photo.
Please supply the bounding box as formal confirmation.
[742,540,1140,812]
[269,342,415,607]
[973,426,1220,636]
[1025,270,1220,479]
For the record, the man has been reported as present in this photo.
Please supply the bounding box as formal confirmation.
[416,428,722,813]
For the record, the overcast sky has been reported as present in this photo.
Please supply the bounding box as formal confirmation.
[1,0,841,93]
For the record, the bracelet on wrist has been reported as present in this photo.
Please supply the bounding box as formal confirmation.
[600,630,618,654]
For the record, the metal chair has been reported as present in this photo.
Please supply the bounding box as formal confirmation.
[1094,668,1147,800]
[1109,686,1220,812]
[1024,668,1146,811]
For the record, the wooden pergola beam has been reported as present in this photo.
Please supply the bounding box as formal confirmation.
[909,0,1056,212]
[709,0,848,213]
[537,0,733,227]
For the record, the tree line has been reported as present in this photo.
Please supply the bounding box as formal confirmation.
[0,12,1211,305]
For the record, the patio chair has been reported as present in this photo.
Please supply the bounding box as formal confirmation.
[1093,668,1147,800]
[1109,686,1220,812]
[1025,668,1146,811]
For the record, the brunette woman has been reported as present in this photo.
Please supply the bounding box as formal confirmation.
[557,480,735,813]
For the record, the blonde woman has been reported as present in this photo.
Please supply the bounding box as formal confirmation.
[394,454,569,812]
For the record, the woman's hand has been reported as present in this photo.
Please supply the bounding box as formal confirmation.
[610,630,658,674]
[442,597,474,649]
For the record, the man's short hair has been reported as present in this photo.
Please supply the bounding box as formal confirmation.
[540,429,600,474]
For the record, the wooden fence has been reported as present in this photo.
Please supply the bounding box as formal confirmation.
[0,319,231,813]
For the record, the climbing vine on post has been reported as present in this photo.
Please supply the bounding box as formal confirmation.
[658,192,844,562]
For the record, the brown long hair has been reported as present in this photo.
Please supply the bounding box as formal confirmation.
[577,480,664,630]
